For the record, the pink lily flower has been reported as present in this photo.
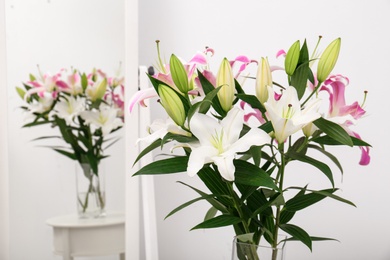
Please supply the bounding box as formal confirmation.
[25,72,62,99]
[128,87,158,113]
[320,74,370,165]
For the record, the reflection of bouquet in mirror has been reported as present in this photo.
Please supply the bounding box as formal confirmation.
[16,67,124,216]
[130,38,371,259]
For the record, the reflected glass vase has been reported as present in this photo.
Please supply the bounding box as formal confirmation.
[75,163,106,218]
[232,236,286,260]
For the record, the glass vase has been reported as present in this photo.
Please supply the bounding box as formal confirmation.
[75,163,106,218]
[232,236,286,260]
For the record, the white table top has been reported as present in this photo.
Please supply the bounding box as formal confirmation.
[46,211,125,228]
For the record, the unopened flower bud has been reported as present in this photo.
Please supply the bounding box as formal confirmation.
[158,84,186,126]
[285,40,300,76]
[170,54,189,93]
[255,57,272,105]
[317,38,341,82]
[87,78,107,101]
[216,58,235,112]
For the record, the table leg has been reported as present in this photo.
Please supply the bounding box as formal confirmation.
[61,228,73,260]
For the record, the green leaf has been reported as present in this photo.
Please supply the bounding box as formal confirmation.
[205,206,219,221]
[286,150,334,187]
[165,195,215,219]
[308,144,343,174]
[133,156,188,176]
[177,181,229,213]
[191,215,242,230]
[133,139,162,166]
[234,160,279,190]
[288,136,308,155]
[23,120,52,127]
[187,86,222,121]
[279,210,295,225]
[286,236,339,242]
[313,117,353,147]
[259,121,274,134]
[250,192,282,217]
[249,146,262,167]
[279,223,312,251]
[290,40,310,99]
[286,186,356,207]
[236,93,266,113]
[312,135,371,147]
[284,189,336,212]
[197,69,226,117]
[246,189,273,217]
[197,166,232,206]
[53,149,77,160]
[162,132,196,144]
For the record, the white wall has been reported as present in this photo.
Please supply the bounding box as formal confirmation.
[5,1,126,259]
[0,0,10,259]
[139,0,390,259]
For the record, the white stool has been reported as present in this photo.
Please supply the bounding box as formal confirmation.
[46,211,125,260]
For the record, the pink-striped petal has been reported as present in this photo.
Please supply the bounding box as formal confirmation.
[128,87,158,112]
[276,49,286,58]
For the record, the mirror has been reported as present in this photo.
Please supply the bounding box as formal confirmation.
[4,1,126,259]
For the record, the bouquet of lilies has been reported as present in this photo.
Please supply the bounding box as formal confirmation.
[130,38,370,259]
[16,67,124,213]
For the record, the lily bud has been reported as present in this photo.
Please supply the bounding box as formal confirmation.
[87,78,107,101]
[317,38,341,83]
[16,87,26,100]
[255,57,272,105]
[170,54,190,93]
[216,58,235,112]
[285,40,300,76]
[158,84,186,126]
[95,78,108,100]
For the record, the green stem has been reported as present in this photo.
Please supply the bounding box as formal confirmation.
[227,183,259,260]
[272,143,286,260]
[301,81,323,107]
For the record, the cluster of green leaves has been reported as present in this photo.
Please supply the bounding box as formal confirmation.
[133,39,371,254]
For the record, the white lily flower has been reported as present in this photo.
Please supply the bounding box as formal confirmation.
[51,96,85,125]
[23,93,54,122]
[80,104,123,136]
[137,118,191,145]
[264,86,322,143]
[26,92,54,114]
[187,107,271,181]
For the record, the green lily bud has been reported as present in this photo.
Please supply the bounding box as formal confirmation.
[216,58,235,112]
[317,38,341,82]
[16,87,26,100]
[94,78,107,101]
[170,54,189,93]
[285,40,300,76]
[255,57,272,105]
[158,84,186,126]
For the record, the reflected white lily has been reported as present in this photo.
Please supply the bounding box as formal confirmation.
[51,96,85,125]
[187,107,270,181]
[80,104,123,136]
